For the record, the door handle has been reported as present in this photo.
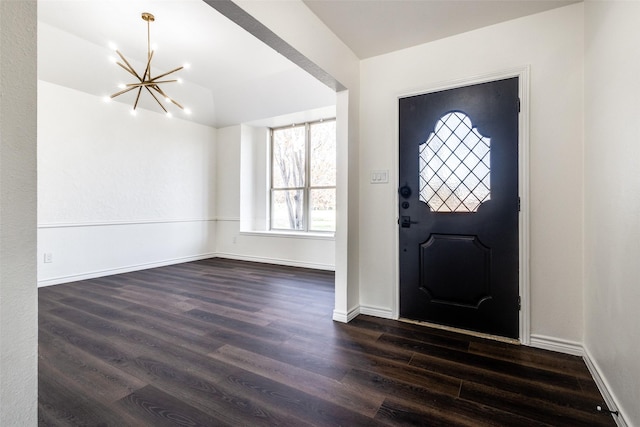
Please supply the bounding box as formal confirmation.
[400,216,418,228]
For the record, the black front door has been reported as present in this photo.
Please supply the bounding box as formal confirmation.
[399,78,520,339]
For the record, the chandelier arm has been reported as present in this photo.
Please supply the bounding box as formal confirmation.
[149,84,167,96]
[169,98,184,110]
[149,66,184,82]
[126,80,177,87]
[127,80,178,86]
[110,86,138,99]
[150,85,184,109]
[145,86,168,113]
[133,87,143,110]
[143,50,154,82]
[116,62,141,80]
[116,50,143,82]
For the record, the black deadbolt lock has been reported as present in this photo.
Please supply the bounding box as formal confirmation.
[399,184,412,199]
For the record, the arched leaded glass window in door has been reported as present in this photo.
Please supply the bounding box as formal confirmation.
[419,112,491,212]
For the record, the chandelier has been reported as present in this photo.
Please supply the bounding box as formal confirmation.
[110,12,187,116]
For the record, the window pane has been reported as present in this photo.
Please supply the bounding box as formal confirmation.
[309,188,336,232]
[419,112,491,212]
[272,126,306,189]
[271,189,304,230]
[310,121,336,187]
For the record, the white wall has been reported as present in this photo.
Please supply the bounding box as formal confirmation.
[359,4,585,342]
[240,125,269,232]
[216,124,335,270]
[0,0,38,424]
[584,1,640,424]
[38,81,217,286]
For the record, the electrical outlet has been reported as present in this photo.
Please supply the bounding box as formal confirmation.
[44,252,53,263]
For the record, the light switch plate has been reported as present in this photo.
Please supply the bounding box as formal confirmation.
[370,170,389,184]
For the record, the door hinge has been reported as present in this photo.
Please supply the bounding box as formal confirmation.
[518,197,521,212]
[517,98,521,113]
[518,296,521,311]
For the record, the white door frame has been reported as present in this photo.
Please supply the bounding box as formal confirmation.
[393,66,531,344]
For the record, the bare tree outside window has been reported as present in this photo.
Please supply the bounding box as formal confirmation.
[271,120,336,232]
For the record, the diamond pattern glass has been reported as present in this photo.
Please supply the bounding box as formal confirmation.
[419,112,491,212]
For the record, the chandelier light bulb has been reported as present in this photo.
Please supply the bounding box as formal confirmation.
[130,109,137,116]
[108,42,118,51]
[183,63,191,70]
[103,96,111,103]
[166,112,172,118]
[184,108,192,115]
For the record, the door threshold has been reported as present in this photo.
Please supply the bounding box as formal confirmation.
[398,318,520,345]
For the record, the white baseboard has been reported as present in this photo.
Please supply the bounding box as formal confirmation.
[37,253,216,287]
[529,334,584,356]
[583,348,629,427]
[359,305,394,319]
[214,252,335,271]
[333,305,360,323]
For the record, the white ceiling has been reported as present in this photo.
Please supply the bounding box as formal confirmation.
[38,0,578,128]
[38,0,337,127]
[303,0,579,59]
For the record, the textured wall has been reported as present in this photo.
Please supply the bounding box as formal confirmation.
[584,1,640,424]
[0,0,38,424]
[38,81,217,285]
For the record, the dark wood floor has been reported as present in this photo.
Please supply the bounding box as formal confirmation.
[38,258,615,426]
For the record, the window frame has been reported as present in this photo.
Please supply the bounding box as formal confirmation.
[269,118,336,233]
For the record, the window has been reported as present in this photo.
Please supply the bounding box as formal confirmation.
[419,112,491,213]
[270,119,336,232]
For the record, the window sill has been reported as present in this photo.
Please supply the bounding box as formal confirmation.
[239,230,335,241]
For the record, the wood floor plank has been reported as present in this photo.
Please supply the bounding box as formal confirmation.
[39,329,146,403]
[38,258,616,426]
[349,315,472,352]
[210,344,385,418]
[114,384,231,427]
[40,315,139,373]
[183,296,276,326]
[287,334,463,397]
[375,396,550,427]
[459,380,613,427]
[468,339,593,379]
[407,340,581,388]
[408,350,603,414]
[38,372,142,426]
[221,367,390,427]
[184,308,292,343]
[206,327,350,381]
[116,355,304,427]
